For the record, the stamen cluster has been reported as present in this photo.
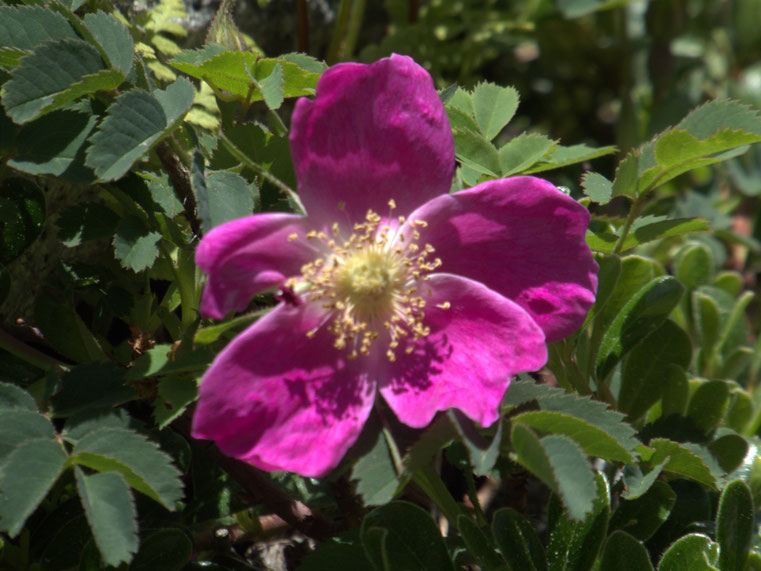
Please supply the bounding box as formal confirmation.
[287,200,444,361]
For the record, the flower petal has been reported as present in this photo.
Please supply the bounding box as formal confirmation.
[192,302,376,477]
[196,213,315,319]
[378,273,547,428]
[406,176,598,342]
[290,54,455,227]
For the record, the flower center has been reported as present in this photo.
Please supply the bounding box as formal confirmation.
[286,201,445,361]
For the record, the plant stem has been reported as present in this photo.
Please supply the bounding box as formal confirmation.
[0,327,66,372]
[413,463,463,526]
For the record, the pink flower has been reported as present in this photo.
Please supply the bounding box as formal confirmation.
[191,55,598,478]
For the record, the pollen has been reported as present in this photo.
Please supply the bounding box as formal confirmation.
[287,206,446,361]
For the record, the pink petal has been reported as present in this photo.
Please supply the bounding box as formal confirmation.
[405,176,598,342]
[290,54,455,227]
[196,213,315,319]
[378,273,547,428]
[192,302,376,477]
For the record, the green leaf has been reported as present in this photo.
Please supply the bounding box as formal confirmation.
[717,290,754,358]
[85,77,194,181]
[57,202,119,247]
[169,53,319,101]
[511,424,596,521]
[124,343,213,381]
[546,472,610,571]
[512,410,635,463]
[498,133,556,176]
[599,531,653,571]
[687,380,730,434]
[0,47,27,67]
[522,143,616,174]
[491,508,546,571]
[0,439,67,537]
[351,421,399,506]
[661,364,689,417]
[83,11,134,75]
[504,379,641,455]
[471,82,519,141]
[71,427,183,510]
[360,501,455,571]
[62,408,132,444]
[0,177,45,264]
[203,171,255,229]
[621,458,670,499]
[0,5,77,51]
[649,439,717,486]
[675,242,714,290]
[619,320,692,420]
[51,363,135,417]
[716,480,754,571]
[2,39,122,124]
[259,61,284,110]
[612,152,640,198]
[581,172,613,204]
[677,100,761,139]
[9,104,99,183]
[34,294,106,364]
[593,255,657,334]
[448,411,502,476]
[154,376,199,429]
[596,276,684,381]
[0,383,36,411]
[129,528,193,571]
[589,216,710,254]
[609,481,676,541]
[0,409,55,462]
[74,467,138,567]
[295,533,372,571]
[657,533,719,570]
[453,128,500,176]
[113,216,162,273]
[457,515,507,571]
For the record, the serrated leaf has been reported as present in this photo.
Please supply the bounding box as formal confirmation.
[0,410,56,462]
[9,104,99,183]
[203,171,255,230]
[596,276,684,380]
[85,77,194,181]
[113,216,162,272]
[57,202,119,247]
[511,425,596,521]
[716,480,754,571]
[360,501,455,571]
[589,216,710,254]
[33,294,106,363]
[453,128,500,176]
[503,379,641,454]
[0,383,36,411]
[658,533,719,570]
[598,531,653,571]
[62,408,132,444]
[448,410,502,476]
[259,61,284,110]
[71,427,183,510]
[0,177,45,265]
[471,82,519,140]
[619,320,692,420]
[512,410,635,462]
[523,143,617,174]
[0,47,25,67]
[0,5,77,51]
[677,99,761,139]
[83,11,134,75]
[609,480,675,541]
[491,508,546,571]
[499,133,556,176]
[169,53,319,101]
[446,105,480,133]
[649,438,717,486]
[2,39,117,124]
[581,172,613,204]
[621,458,669,499]
[0,438,67,537]
[281,52,328,74]
[546,472,610,570]
[612,152,639,198]
[74,467,138,567]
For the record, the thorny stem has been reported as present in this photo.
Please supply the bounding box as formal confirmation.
[161,244,197,331]
[613,194,645,255]
[156,140,202,237]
